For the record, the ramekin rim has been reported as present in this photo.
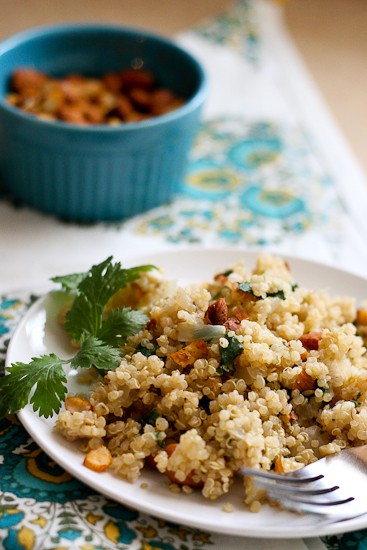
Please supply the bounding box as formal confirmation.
[0,22,207,133]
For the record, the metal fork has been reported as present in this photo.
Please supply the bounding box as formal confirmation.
[241,445,367,519]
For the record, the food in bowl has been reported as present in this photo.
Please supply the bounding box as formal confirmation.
[0,24,206,221]
[7,67,184,125]
[52,254,367,510]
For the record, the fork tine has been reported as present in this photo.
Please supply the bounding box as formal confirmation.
[240,466,324,484]
[268,495,358,518]
[253,478,340,496]
[274,495,355,506]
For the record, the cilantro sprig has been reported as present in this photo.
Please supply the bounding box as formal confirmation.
[56,256,153,343]
[0,257,155,419]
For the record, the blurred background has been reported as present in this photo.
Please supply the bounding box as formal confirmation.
[0,0,365,175]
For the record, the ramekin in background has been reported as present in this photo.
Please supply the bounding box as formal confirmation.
[0,24,206,221]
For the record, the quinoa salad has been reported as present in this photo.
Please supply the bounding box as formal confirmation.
[55,254,367,511]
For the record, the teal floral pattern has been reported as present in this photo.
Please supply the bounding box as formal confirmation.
[196,0,260,66]
[323,531,367,550]
[136,118,342,247]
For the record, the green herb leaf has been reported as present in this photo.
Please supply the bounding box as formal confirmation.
[351,391,362,407]
[77,257,154,306]
[98,308,148,347]
[51,272,87,292]
[65,257,154,341]
[135,343,157,357]
[71,334,121,371]
[66,292,101,341]
[217,334,243,377]
[139,410,159,427]
[267,289,286,300]
[0,355,68,418]
[238,281,286,300]
[155,434,166,448]
[237,282,254,295]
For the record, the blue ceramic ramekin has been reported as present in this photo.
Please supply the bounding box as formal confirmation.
[0,24,206,221]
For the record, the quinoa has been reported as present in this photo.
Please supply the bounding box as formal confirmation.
[54,253,367,509]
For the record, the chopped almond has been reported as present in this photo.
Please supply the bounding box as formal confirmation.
[103,72,123,92]
[205,298,228,325]
[224,318,241,331]
[357,309,367,326]
[145,453,158,469]
[12,68,47,93]
[116,94,133,119]
[83,446,112,473]
[8,67,183,125]
[150,89,180,115]
[290,410,298,421]
[232,306,249,321]
[293,369,316,392]
[65,396,92,413]
[214,273,228,285]
[300,332,322,351]
[224,306,249,331]
[169,340,208,368]
[165,443,178,457]
[280,410,298,424]
[146,318,157,332]
[300,351,308,361]
[120,69,155,90]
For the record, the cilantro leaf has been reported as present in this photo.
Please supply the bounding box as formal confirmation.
[217,334,243,377]
[65,292,100,341]
[139,410,159,428]
[0,355,68,418]
[267,289,286,300]
[77,257,154,307]
[135,342,157,357]
[237,282,254,295]
[71,334,121,371]
[65,257,154,341]
[238,281,286,300]
[51,272,87,292]
[98,308,148,347]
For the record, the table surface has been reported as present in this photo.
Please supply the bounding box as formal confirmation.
[0,0,365,178]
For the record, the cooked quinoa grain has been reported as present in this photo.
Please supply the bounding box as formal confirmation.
[54,254,367,509]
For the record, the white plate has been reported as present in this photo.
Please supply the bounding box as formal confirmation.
[6,248,367,539]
